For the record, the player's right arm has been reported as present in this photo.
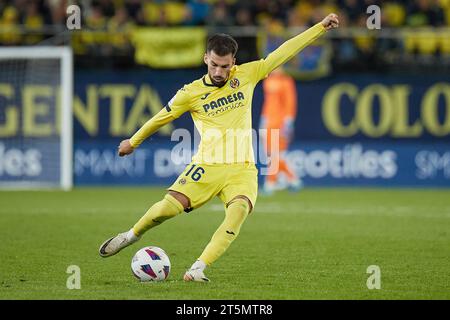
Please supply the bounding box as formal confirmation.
[118,87,191,157]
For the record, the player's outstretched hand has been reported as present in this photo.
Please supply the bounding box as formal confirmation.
[321,13,339,31]
[118,139,134,157]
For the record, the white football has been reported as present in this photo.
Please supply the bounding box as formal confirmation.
[131,246,171,282]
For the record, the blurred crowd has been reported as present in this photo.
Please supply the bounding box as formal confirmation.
[0,0,449,31]
[1,0,449,72]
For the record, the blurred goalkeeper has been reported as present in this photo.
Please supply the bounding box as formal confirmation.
[99,13,339,282]
[260,66,302,195]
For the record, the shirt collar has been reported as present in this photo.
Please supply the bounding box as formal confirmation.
[202,66,237,88]
[202,74,219,87]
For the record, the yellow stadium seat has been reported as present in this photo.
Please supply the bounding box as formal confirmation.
[255,12,271,26]
[295,2,314,22]
[267,19,285,36]
[403,30,417,53]
[143,2,161,24]
[415,29,439,55]
[113,0,125,7]
[2,6,19,22]
[163,2,187,25]
[445,6,450,25]
[85,15,107,30]
[0,24,22,44]
[383,2,406,27]
[404,29,439,55]
[23,14,45,44]
[354,35,375,52]
[403,31,417,53]
[0,6,21,45]
[438,30,450,54]
[320,4,339,16]
[438,0,450,7]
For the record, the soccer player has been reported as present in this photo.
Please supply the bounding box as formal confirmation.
[99,13,339,282]
[260,66,302,195]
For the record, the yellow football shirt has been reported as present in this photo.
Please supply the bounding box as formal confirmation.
[129,22,326,164]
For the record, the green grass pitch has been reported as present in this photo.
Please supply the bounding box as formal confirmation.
[0,187,449,300]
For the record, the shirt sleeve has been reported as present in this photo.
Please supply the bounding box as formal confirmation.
[129,87,191,148]
[246,23,326,83]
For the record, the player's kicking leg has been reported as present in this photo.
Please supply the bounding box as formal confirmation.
[99,191,188,257]
[98,229,140,258]
[183,196,251,283]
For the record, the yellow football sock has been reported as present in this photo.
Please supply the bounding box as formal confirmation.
[132,194,184,236]
[199,198,250,266]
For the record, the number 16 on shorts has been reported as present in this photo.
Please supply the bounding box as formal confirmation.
[185,164,205,182]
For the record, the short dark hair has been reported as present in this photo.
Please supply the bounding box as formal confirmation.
[206,33,238,57]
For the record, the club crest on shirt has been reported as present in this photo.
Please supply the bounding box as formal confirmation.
[179,178,186,185]
[229,78,240,89]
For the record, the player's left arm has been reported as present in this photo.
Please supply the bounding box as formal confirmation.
[253,13,339,82]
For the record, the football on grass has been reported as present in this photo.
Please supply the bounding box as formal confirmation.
[131,246,171,282]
